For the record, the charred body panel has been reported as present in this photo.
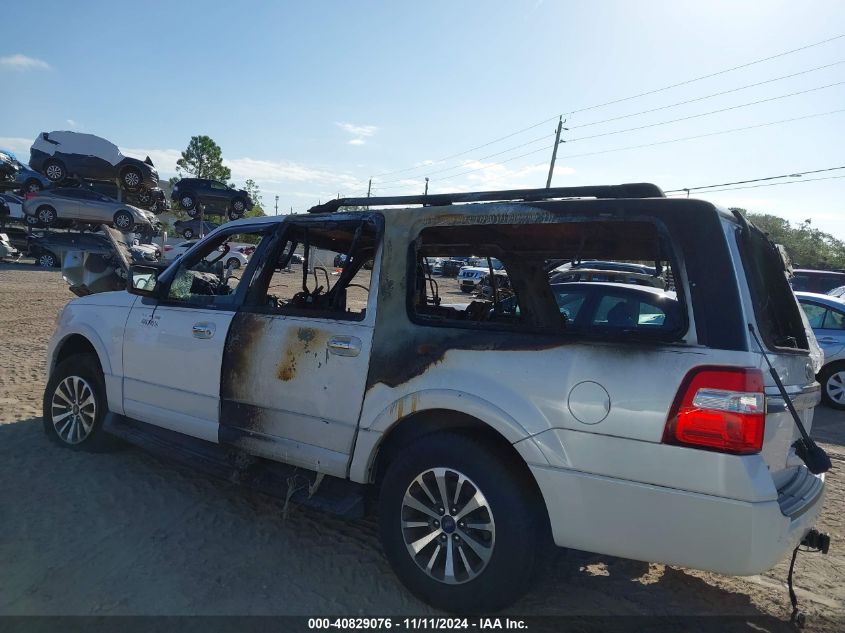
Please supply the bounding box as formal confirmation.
[364,198,745,392]
[218,214,382,478]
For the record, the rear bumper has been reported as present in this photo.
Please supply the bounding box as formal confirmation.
[531,464,825,575]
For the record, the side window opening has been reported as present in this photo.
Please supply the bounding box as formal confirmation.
[164,227,274,307]
[411,220,686,341]
[245,218,379,321]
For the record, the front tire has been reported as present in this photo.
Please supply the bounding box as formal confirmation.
[820,362,845,410]
[226,256,241,269]
[121,167,143,190]
[42,353,117,452]
[136,187,152,204]
[113,210,134,232]
[378,432,545,613]
[182,228,194,239]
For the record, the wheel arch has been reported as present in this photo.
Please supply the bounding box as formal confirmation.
[51,331,112,378]
[352,390,550,486]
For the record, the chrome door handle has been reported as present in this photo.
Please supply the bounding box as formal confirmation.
[327,335,362,356]
[192,322,215,339]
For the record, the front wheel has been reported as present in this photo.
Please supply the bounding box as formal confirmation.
[228,207,244,221]
[136,187,152,204]
[179,193,196,211]
[182,228,194,239]
[44,159,66,182]
[36,205,57,226]
[24,179,43,193]
[113,210,134,232]
[226,257,241,269]
[820,362,845,410]
[378,432,546,613]
[121,167,142,190]
[42,353,118,451]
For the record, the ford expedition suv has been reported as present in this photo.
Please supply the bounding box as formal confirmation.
[42,184,830,613]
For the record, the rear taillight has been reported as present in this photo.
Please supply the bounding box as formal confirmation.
[663,367,765,455]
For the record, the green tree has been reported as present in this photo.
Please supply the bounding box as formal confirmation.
[238,178,266,218]
[733,208,845,269]
[176,135,231,182]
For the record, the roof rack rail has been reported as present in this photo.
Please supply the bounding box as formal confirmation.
[307,183,664,214]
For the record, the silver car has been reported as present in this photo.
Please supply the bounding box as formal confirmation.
[22,187,157,232]
[796,291,845,409]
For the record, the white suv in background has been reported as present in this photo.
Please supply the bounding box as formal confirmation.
[41,184,830,613]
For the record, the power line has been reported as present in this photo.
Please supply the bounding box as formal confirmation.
[377,69,845,185]
[666,174,845,195]
[664,166,845,193]
[383,108,845,189]
[567,60,845,131]
[428,108,845,184]
[565,80,845,143]
[370,33,845,179]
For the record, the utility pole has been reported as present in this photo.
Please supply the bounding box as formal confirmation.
[275,195,279,216]
[545,116,566,189]
[367,178,372,197]
[424,177,429,196]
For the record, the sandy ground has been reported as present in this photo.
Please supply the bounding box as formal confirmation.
[0,263,843,628]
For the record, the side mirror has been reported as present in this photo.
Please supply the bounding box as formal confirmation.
[128,265,161,297]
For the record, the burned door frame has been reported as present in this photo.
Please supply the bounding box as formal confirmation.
[219,212,384,477]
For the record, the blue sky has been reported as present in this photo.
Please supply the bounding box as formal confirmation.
[2,0,844,233]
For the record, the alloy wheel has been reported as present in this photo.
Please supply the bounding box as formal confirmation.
[401,467,495,585]
[45,164,63,180]
[51,376,96,445]
[827,371,845,405]
[124,171,141,187]
[38,253,56,267]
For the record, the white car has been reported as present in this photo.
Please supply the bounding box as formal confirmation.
[0,192,24,221]
[163,240,249,269]
[41,184,829,613]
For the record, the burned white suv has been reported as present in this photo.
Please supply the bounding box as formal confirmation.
[42,184,830,613]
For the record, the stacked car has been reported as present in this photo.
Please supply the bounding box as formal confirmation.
[22,187,160,234]
[171,178,252,221]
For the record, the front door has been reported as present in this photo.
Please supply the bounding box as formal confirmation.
[122,222,279,442]
[219,214,382,478]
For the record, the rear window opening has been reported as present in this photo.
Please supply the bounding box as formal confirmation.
[411,220,687,342]
[735,218,809,352]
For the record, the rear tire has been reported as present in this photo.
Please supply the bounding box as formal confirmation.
[37,251,58,268]
[136,187,152,204]
[42,353,119,452]
[228,206,244,221]
[378,431,546,613]
[819,362,845,410]
[226,257,241,269]
[183,228,194,239]
[44,159,66,182]
[23,179,43,193]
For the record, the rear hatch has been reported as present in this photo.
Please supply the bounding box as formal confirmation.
[734,215,822,489]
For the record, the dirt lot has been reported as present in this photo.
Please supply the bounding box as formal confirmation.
[0,263,843,629]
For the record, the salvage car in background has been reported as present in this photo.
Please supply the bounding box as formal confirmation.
[789,268,845,294]
[163,239,249,269]
[22,188,160,233]
[0,150,18,183]
[40,183,831,613]
[171,178,253,220]
[173,219,219,239]
[0,149,51,193]
[30,131,159,192]
[796,291,845,409]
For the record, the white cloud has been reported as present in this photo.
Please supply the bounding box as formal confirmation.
[66,119,78,128]
[336,122,378,145]
[0,54,50,71]
[0,137,33,155]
